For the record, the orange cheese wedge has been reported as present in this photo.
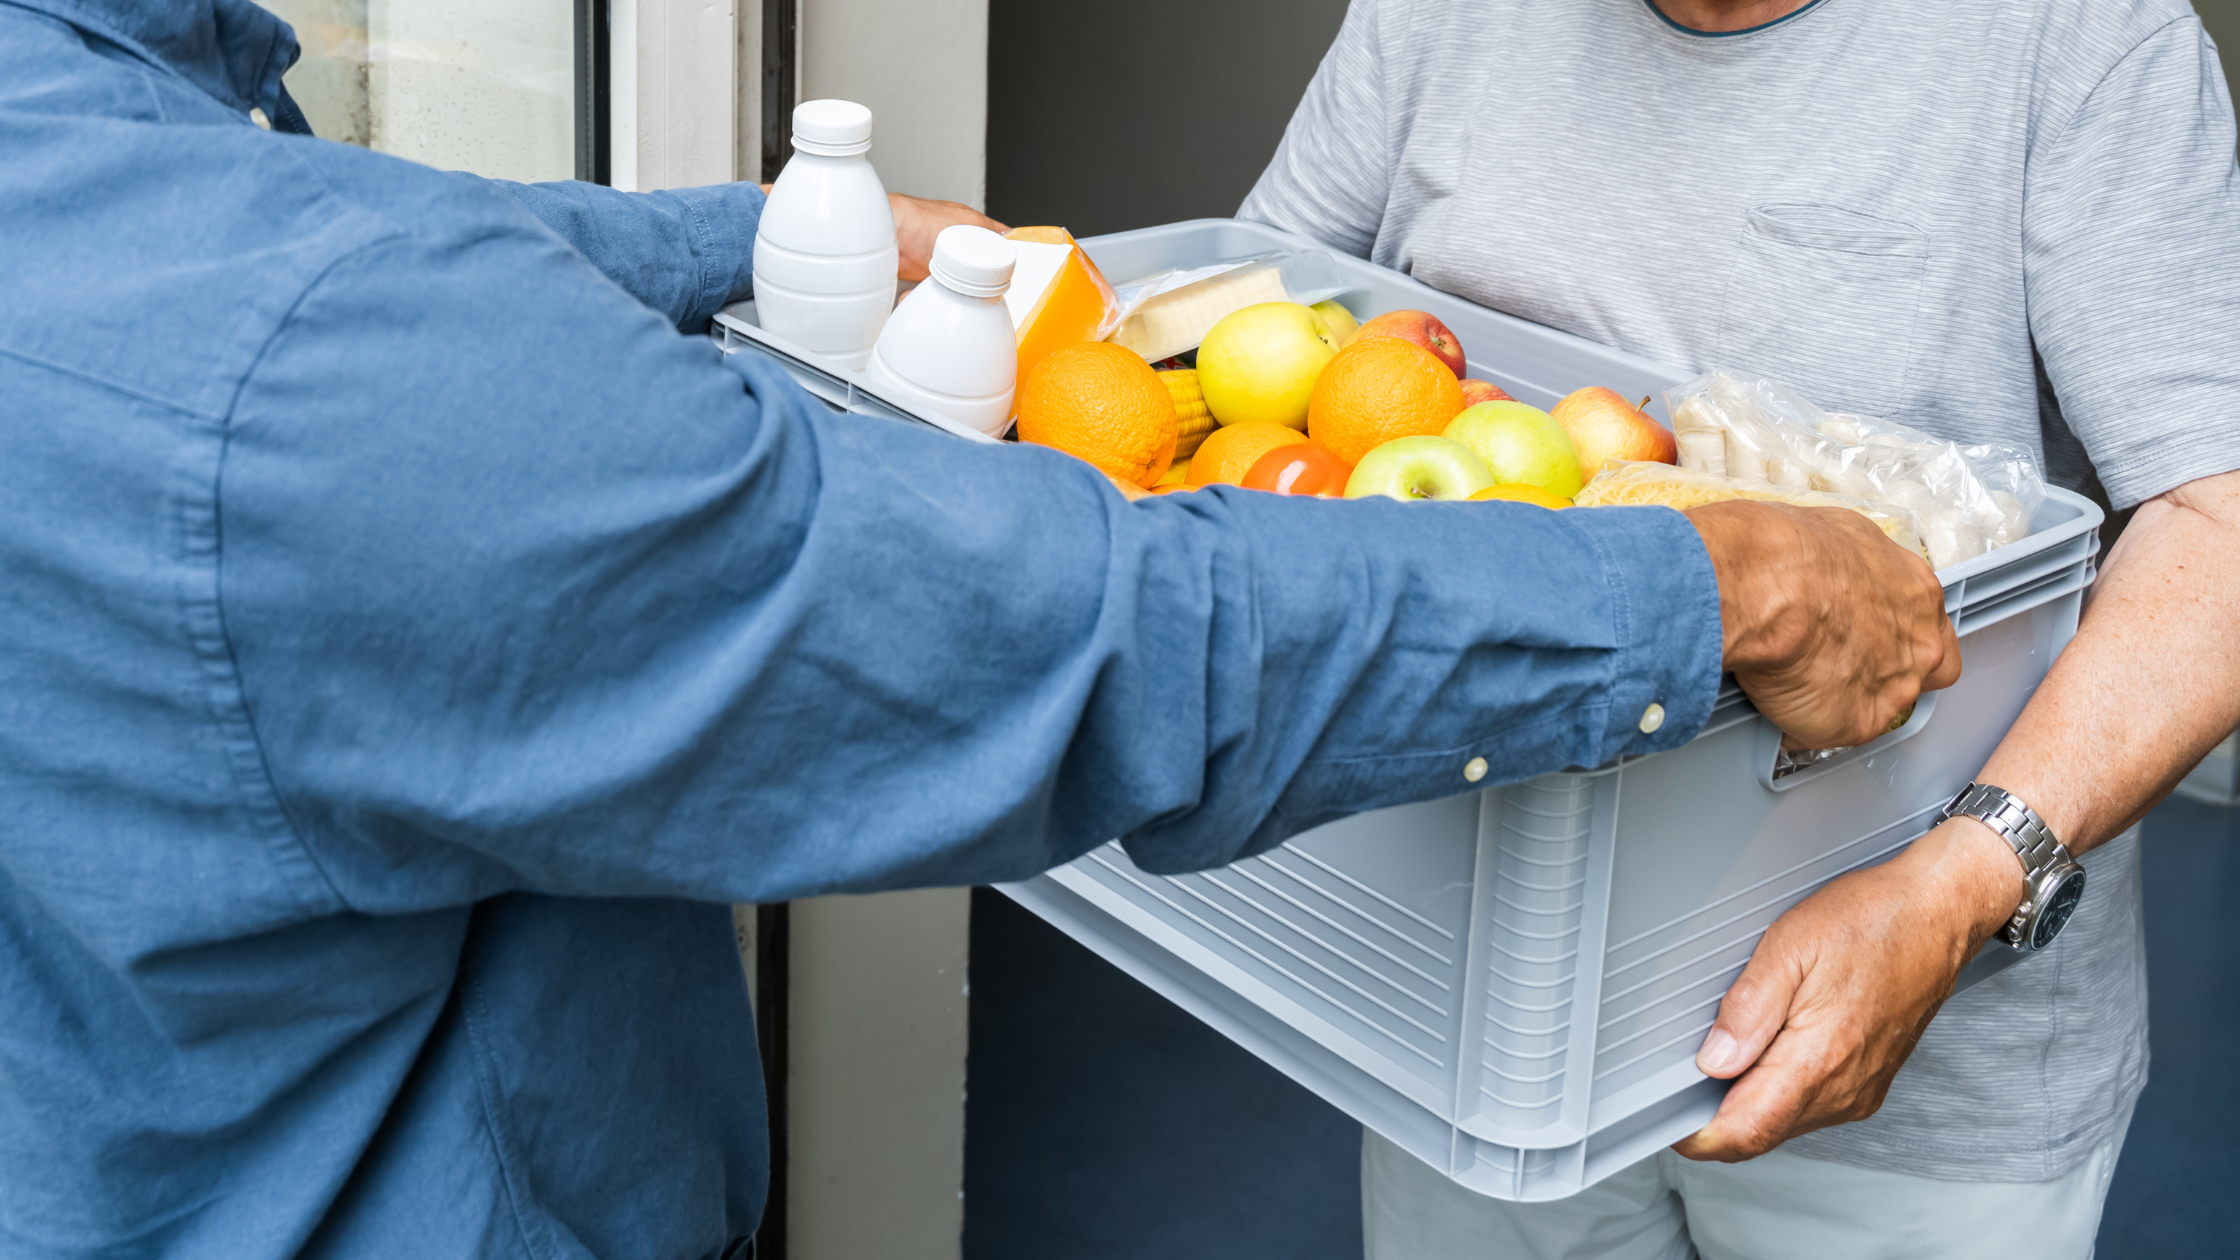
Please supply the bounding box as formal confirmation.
[1003,226,1123,399]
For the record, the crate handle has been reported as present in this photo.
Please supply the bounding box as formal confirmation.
[1755,692,1940,793]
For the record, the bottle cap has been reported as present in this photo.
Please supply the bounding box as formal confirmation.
[928,226,1015,298]
[791,100,873,156]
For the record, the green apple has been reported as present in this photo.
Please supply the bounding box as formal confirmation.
[1442,401,1585,497]
[1344,436,1496,502]
[1196,302,1341,431]
[1310,299,1360,347]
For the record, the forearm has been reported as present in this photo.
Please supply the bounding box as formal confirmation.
[1974,469,2240,859]
[226,214,1729,903]
[1679,471,2240,1158]
[476,177,764,329]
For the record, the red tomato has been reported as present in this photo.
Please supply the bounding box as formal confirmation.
[1242,442,1352,497]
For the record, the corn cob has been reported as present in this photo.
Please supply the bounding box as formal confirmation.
[1160,369,1217,460]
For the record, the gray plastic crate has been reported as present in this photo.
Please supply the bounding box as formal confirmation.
[2175,733,2239,808]
[1002,555,2090,1201]
[715,219,2104,1201]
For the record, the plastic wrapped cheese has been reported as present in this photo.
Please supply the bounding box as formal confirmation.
[1104,250,1350,363]
[1666,371,2043,570]
[1107,265,1286,363]
[1003,226,1123,395]
[1574,460,1928,562]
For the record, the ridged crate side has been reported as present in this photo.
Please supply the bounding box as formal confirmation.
[1452,1136,1578,1203]
[1065,793,1480,1103]
[1588,804,1928,1097]
[1472,776,1597,1132]
[1587,608,2064,1099]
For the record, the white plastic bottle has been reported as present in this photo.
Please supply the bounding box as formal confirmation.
[752,100,898,371]
[859,226,1018,436]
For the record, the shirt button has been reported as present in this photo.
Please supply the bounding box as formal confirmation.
[1463,756,1489,783]
[1639,703,1666,734]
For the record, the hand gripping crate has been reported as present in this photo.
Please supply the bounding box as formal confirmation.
[714,219,2104,1201]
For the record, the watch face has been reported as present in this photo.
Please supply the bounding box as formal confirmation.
[2031,870,2088,951]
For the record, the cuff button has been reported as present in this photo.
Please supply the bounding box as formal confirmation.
[1463,756,1489,783]
[1639,703,1666,734]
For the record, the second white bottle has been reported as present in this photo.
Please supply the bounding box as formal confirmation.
[859,225,1019,437]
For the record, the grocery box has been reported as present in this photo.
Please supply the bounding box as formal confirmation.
[714,219,2104,1202]
[2175,732,2239,808]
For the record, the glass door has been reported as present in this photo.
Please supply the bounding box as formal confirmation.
[263,0,582,183]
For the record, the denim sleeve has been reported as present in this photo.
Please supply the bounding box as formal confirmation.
[216,214,1721,909]
[475,177,764,331]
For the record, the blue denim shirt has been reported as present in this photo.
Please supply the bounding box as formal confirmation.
[0,2,1723,1256]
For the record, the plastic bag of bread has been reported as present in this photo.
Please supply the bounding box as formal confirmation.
[1574,460,1928,563]
[1666,371,2043,569]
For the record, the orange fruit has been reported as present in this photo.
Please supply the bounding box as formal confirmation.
[1187,423,1310,487]
[1469,483,1573,509]
[1017,342,1179,487]
[1306,338,1467,467]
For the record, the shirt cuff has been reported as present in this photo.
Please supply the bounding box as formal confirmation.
[1568,504,1725,762]
[662,181,766,326]
[1116,497,1725,876]
[1254,503,1725,849]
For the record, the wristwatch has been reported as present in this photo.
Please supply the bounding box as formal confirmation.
[1937,782,2087,953]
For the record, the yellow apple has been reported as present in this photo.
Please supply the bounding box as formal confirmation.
[1442,401,1585,497]
[1196,302,1340,431]
[1310,299,1361,347]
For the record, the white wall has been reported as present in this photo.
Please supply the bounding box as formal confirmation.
[799,0,988,209]
[611,0,741,192]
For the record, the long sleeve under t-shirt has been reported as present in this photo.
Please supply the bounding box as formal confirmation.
[0,2,1725,1256]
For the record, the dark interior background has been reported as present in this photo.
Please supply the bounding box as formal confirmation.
[983,0,1349,234]
[2204,0,2240,75]
[964,4,2240,1257]
[986,0,2240,235]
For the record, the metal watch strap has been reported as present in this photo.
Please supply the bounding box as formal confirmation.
[1938,782,2070,947]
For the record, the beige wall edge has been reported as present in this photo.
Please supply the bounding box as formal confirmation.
[787,887,972,1260]
[613,0,741,191]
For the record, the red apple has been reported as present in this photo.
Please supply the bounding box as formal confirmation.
[1551,386,1679,479]
[1355,310,1467,378]
[1458,379,1513,407]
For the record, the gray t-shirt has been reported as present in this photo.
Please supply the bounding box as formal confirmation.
[1242,0,2240,1182]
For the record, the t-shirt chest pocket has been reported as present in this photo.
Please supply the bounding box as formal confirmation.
[1715,204,1929,416]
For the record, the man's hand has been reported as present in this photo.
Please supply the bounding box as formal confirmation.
[1672,469,2240,1164]
[1673,817,2022,1161]
[890,193,1008,282]
[1686,501,1961,750]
